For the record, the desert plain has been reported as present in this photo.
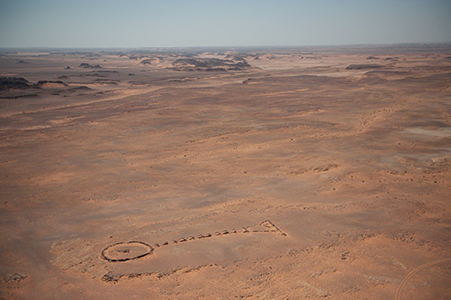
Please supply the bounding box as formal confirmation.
[0,45,451,299]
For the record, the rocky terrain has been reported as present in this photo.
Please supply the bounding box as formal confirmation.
[0,45,450,300]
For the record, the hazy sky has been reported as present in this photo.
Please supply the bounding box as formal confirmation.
[0,0,450,48]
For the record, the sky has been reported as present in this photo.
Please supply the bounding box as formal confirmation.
[0,0,450,48]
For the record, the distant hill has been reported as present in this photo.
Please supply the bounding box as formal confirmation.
[0,77,69,91]
[0,77,31,91]
[171,58,251,72]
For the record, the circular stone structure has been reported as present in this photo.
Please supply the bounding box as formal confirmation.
[101,241,153,262]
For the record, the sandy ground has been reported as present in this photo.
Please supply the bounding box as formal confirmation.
[1,46,451,299]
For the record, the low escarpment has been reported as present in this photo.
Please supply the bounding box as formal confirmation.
[35,80,67,88]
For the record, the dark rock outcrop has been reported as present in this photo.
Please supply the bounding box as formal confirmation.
[140,59,152,65]
[79,63,102,68]
[384,57,398,61]
[0,93,38,99]
[346,64,384,70]
[0,77,31,91]
[34,80,67,88]
[3,273,27,283]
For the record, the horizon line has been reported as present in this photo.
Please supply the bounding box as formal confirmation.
[1,41,451,51]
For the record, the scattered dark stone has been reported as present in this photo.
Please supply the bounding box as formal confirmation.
[128,273,142,279]
[17,60,28,64]
[366,56,379,60]
[341,252,350,260]
[89,73,109,78]
[4,273,27,282]
[0,77,31,91]
[346,64,384,70]
[58,75,69,79]
[65,66,71,69]
[102,271,121,283]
